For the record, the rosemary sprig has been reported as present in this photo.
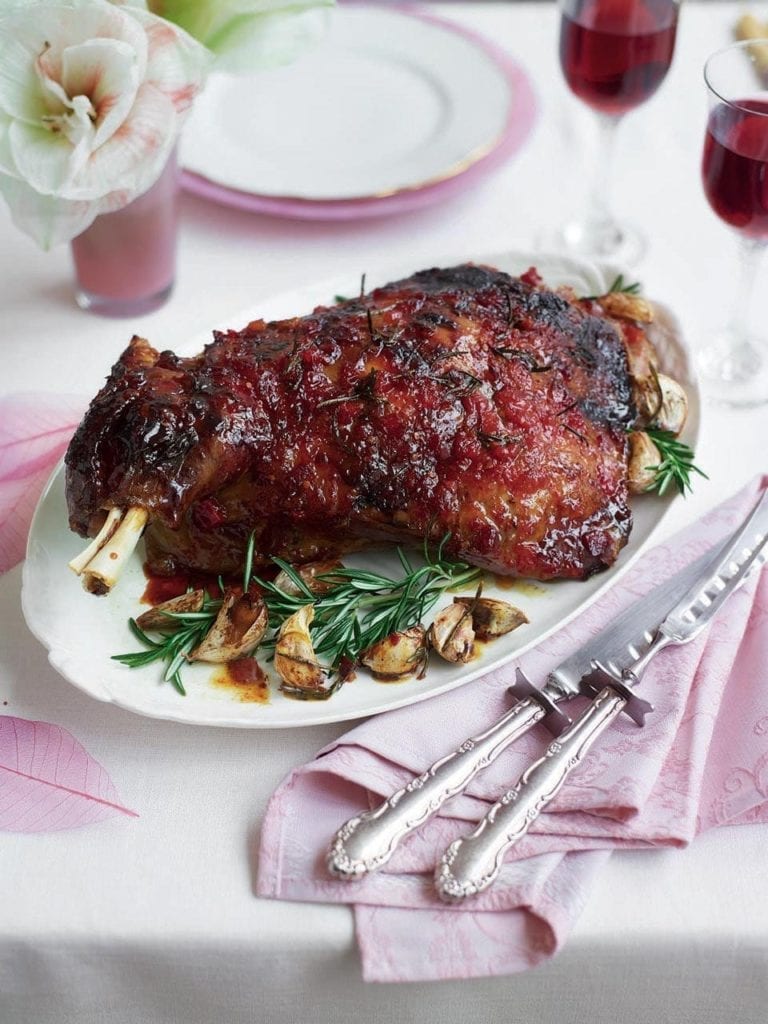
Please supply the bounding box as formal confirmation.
[606,273,641,295]
[644,429,708,496]
[583,274,642,301]
[256,536,482,674]
[111,536,260,694]
[111,598,220,696]
[112,535,482,700]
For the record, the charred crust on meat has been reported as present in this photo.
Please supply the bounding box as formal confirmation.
[65,264,650,581]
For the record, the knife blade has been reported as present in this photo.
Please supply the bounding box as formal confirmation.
[326,491,768,881]
[434,489,768,902]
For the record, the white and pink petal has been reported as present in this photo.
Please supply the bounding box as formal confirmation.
[72,82,175,199]
[0,30,49,123]
[35,48,73,116]
[0,113,19,178]
[61,38,141,148]
[7,119,74,196]
[129,6,210,115]
[0,172,99,248]
[42,1,149,82]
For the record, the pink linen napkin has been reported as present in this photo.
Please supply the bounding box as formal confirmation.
[0,393,85,573]
[256,475,768,983]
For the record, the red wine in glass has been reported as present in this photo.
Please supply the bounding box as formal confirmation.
[560,0,679,116]
[553,0,679,262]
[702,99,768,240]
[697,40,768,406]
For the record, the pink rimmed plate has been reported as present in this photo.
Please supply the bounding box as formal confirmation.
[179,3,537,220]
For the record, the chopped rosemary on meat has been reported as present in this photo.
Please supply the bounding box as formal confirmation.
[644,429,708,496]
[478,430,520,447]
[564,424,588,443]
[491,347,553,373]
[427,369,483,397]
[366,307,376,344]
[111,535,482,700]
[316,368,385,409]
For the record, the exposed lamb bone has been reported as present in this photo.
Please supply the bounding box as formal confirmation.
[68,507,124,575]
[80,507,148,595]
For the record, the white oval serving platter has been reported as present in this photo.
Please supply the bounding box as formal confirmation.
[22,250,700,728]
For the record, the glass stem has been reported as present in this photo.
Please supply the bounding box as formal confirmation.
[700,235,766,389]
[583,113,621,244]
[726,235,763,337]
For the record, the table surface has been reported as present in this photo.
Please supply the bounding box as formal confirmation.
[1,3,767,1022]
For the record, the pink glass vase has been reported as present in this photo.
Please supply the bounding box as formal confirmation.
[70,149,179,317]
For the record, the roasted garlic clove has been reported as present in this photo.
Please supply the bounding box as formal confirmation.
[429,602,475,663]
[599,291,654,323]
[651,373,688,434]
[454,596,528,641]
[633,371,664,427]
[634,370,688,435]
[360,626,428,681]
[136,589,206,632]
[273,559,344,597]
[191,590,268,663]
[274,604,326,690]
[628,431,662,494]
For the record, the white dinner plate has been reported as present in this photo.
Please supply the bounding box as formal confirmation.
[179,3,531,205]
[21,250,701,728]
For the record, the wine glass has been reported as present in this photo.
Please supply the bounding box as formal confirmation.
[699,40,768,408]
[555,0,680,262]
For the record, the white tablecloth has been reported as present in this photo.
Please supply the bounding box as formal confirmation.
[1,3,767,1021]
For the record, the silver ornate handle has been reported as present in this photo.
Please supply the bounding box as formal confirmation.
[435,686,626,902]
[326,696,548,880]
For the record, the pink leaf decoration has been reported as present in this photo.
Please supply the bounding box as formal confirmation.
[0,715,138,832]
[0,392,85,573]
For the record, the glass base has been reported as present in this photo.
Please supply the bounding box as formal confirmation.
[698,330,768,408]
[75,281,174,318]
[539,219,646,267]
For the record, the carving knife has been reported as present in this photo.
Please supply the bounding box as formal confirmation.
[435,488,768,901]
[327,489,768,882]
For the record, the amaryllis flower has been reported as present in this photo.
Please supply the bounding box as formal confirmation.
[0,0,210,248]
[149,1,334,73]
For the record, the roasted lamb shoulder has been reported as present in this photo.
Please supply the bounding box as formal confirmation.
[65,263,678,592]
